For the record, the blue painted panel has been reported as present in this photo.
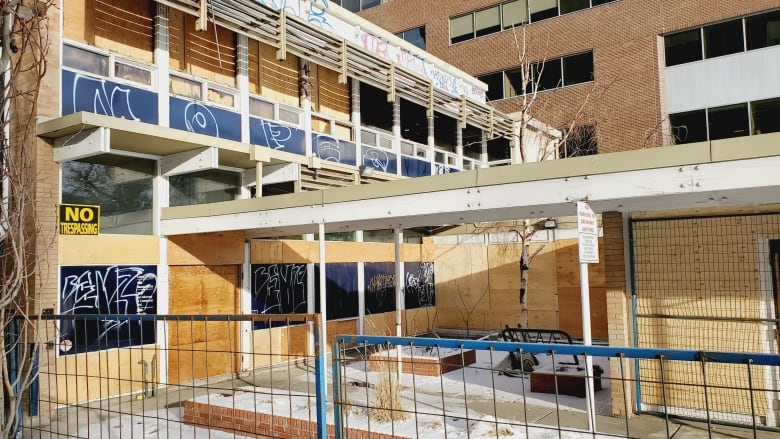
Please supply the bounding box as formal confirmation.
[313,134,357,166]
[434,164,460,175]
[362,146,397,174]
[404,262,435,309]
[59,265,157,355]
[61,70,158,124]
[401,156,432,178]
[364,262,396,314]
[169,97,242,141]
[314,263,359,320]
[249,116,306,156]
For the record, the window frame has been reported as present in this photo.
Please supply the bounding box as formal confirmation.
[63,40,157,90]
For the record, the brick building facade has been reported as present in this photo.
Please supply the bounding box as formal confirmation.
[359,0,780,154]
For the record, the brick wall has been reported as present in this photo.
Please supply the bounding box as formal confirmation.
[601,211,631,417]
[183,400,412,439]
[359,0,780,153]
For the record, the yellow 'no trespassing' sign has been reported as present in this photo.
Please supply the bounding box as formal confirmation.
[58,204,100,235]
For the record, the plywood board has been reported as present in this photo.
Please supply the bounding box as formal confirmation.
[251,240,431,264]
[59,235,159,265]
[405,307,438,335]
[93,0,154,63]
[168,231,245,265]
[169,9,236,87]
[558,287,608,339]
[55,346,158,404]
[314,65,350,120]
[260,42,299,107]
[64,0,93,43]
[168,265,239,384]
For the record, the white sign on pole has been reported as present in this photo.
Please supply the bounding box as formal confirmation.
[577,201,599,264]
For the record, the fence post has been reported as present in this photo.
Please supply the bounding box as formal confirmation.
[314,315,328,439]
[332,341,343,439]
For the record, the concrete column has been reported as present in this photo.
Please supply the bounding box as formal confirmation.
[154,4,170,127]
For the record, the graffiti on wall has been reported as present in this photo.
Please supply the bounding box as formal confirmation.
[251,263,308,316]
[314,135,356,165]
[362,146,397,174]
[169,97,242,141]
[59,265,157,355]
[62,70,158,124]
[250,117,307,155]
[364,262,396,314]
[314,263,359,320]
[247,0,332,28]
[404,262,435,309]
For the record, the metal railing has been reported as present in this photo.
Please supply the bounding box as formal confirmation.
[19,315,780,438]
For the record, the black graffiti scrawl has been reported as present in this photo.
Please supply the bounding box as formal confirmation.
[59,265,157,355]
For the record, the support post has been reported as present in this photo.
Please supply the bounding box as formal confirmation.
[315,223,328,439]
[394,228,404,338]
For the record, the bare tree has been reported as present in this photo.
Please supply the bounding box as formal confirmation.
[0,0,53,436]
[467,27,617,330]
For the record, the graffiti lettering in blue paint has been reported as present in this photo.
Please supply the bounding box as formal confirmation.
[247,0,332,28]
[362,146,397,174]
[170,97,242,141]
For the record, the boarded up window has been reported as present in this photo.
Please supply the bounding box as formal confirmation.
[313,65,350,120]
[260,42,299,107]
[169,9,236,87]
[65,0,154,63]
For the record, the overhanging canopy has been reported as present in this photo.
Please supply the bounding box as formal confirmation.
[161,133,780,237]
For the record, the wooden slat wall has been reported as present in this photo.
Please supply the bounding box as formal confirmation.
[169,8,236,87]
[65,0,154,63]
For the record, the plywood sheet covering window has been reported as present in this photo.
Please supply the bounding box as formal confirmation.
[554,239,607,339]
[169,9,236,87]
[65,0,153,63]
[168,265,239,384]
[260,42,299,107]
[248,39,261,95]
[631,214,780,418]
[313,65,350,120]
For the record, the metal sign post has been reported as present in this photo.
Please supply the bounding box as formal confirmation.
[577,201,599,432]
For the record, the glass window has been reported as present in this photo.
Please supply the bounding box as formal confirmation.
[487,137,511,161]
[559,124,597,158]
[475,7,501,37]
[669,109,707,144]
[249,97,274,119]
[591,0,616,5]
[61,156,155,235]
[462,126,482,159]
[170,75,202,100]
[63,45,109,76]
[479,72,505,101]
[340,0,360,12]
[208,87,235,107]
[397,26,426,50]
[114,62,152,86]
[400,99,428,144]
[559,0,589,15]
[746,10,780,50]
[665,29,703,67]
[704,19,744,58]
[279,107,301,125]
[505,67,530,97]
[361,0,381,9]
[533,59,562,91]
[433,112,457,150]
[502,0,528,28]
[562,51,593,85]
[169,170,241,207]
[451,14,475,44]
[530,0,558,22]
[751,97,780,134]
[708,103,749,140]
[360,82,393,131]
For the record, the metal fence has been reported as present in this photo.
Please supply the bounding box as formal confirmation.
[18,315,780,438]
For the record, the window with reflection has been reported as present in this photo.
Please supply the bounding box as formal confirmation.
[169,170,241,207]
[63,45,109,76]
[61,156,155,235]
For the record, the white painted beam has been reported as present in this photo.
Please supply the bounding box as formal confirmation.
[244,162,300,186]
[53,127,109,162]
[160,146,218,176]
[161,155,780,237]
